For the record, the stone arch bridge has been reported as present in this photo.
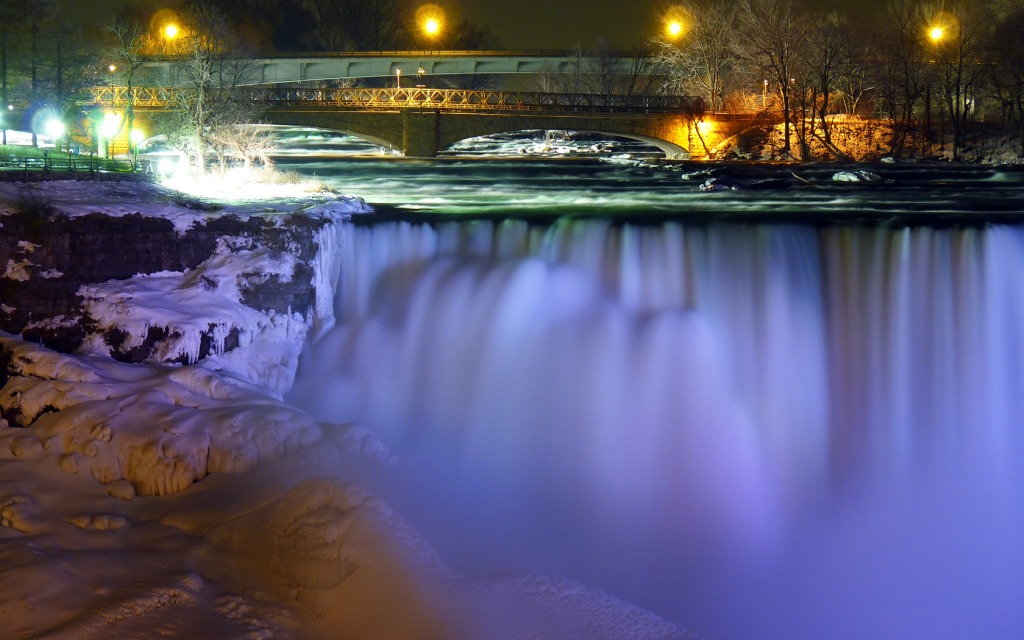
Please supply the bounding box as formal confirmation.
[96,87,757,159]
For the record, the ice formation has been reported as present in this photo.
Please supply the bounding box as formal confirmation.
[0,336,321,496]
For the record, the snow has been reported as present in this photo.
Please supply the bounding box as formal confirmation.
[77,243,308,393]
[0,174,372,234]
[0,177,689,639]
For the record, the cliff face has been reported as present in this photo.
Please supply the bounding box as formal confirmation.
[0,210,335,376]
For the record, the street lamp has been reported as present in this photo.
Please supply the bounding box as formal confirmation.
[396,68,402,89]
[662,6,688,41]
[928,26,944,42]
[100,111,121,158]
[44,117,65,152]
[416,4,444,51]
[164,23,179,40]
[130,127,145,170]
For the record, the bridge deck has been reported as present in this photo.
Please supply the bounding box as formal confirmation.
[91,87,704,114]
[140,51,653,86]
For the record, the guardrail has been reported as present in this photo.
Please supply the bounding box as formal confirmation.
[0,152,144,182]
[91,86,705,114]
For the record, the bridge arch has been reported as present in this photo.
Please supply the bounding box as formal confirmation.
[263,110,406,153]
[258,107,705,159]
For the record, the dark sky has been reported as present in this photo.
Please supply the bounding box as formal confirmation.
[62,0,890,50]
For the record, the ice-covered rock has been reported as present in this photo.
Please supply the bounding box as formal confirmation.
[832,170,883,182]
[0,336,321,496]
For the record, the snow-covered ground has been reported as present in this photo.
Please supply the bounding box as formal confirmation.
[0,179,689,639]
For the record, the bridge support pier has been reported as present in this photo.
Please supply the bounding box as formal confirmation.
[402,109,441,158]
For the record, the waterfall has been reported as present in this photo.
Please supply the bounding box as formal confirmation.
[289,219,1024,638]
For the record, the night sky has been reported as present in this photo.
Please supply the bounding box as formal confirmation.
[62,0,891,49]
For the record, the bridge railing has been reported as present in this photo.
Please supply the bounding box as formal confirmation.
[91,86,705,114]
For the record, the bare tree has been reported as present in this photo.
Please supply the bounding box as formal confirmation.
[654,0,738,111]
[105,17,150,159]
[737,0,810,157]
[169,1,263,175]
[304,0,410,51]
[0,0,30,145]
[803,11,864,149]
[870,0,929,157]
[930,0,993,160]
[988,3,1024,155]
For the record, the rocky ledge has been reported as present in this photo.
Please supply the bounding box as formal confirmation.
[0,181,362,392]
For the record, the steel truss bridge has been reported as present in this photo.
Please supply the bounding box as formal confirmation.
[90,85,750,159]
[90,86,704,114]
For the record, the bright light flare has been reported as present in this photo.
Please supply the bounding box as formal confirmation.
[44,118,65,140]
[164,23,180,40]
[101,112,122,139]
[697,120,714,136]
[929,26,944,42]
[415,4,445,41]
[130,128,146,147]
[663,6,690,40]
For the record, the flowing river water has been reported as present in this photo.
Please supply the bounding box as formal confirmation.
[280,132,1024,639]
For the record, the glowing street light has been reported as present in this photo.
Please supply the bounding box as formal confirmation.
[44,118,65,141]
[416,4,444,50]
[928,26,944,42]
[666,20,683,39]
[164,23,180,40]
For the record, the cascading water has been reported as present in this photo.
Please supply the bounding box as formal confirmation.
[289,217,1024,639]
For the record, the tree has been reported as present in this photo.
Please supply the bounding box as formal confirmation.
[737,0,810,157]
[303,0,410,51]
[655,0,738,111]
[803,11,864,149]
[168,0,264,175]
[929,0,992,161]
[105,17,148,156]
[870,0,929,157]
[988,3,1024,155]
[0,0,31,144]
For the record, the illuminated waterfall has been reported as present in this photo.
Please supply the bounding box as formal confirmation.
[290,219,1024,638]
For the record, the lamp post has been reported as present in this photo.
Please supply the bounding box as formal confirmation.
[926,25,944,140]
[396,68,402,89]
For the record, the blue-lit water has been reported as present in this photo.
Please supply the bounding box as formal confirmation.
[283,133,1024,639]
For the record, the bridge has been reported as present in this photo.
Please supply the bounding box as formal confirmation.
[138,50,650,87]
[93,86,755,159]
